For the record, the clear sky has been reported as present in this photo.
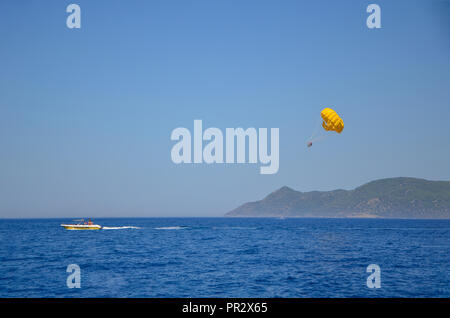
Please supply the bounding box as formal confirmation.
[1,0,449,218]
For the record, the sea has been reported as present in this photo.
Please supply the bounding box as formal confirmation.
[0,218,449,298]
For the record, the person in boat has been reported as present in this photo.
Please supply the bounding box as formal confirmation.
[88,219,93,225]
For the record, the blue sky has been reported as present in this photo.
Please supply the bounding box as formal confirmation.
[1,0,449,217]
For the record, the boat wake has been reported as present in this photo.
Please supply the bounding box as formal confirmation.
[102,226,141,230]
[154,226,187,230]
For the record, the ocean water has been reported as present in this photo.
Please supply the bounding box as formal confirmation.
[0,218,449,298]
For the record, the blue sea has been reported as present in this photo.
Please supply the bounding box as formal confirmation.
[0,218,449,298]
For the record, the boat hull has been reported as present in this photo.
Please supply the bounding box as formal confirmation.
[61,224,102,230]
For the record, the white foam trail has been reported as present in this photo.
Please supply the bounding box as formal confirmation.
[154,226,186,230]
[102,226,141,230]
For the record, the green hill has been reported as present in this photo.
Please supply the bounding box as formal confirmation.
[225,177,450,218]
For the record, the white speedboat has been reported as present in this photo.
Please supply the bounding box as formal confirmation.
[61,219,102,230]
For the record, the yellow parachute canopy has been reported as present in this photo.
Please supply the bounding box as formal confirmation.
[321,108,344,133]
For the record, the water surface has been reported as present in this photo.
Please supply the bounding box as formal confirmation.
[0,218,448,297]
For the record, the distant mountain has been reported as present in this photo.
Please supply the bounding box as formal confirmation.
[225,178,450,218]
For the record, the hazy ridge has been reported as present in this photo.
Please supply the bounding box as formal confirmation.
[226,177,450,218]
